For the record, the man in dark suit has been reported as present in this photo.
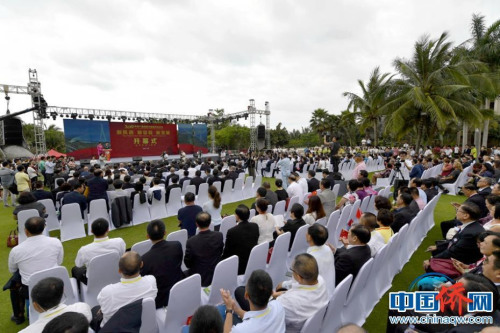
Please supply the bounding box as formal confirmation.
[227,166,239,188]
[61,182,88,218]
[250,187,267,211]
[477,177,493,198]
[206,168,223,187]
[190,170,205,195]
[440,183,488,238]
[422,178,439,202]
[427,202,485,265]
[179,170,191,188]
[391,192,417,233]
[262,182,278,209]
[141,220,183,308]
[86,169,109,207]
[221,205,259,275]
[307,170,320,193]
[333,224,372,285]
[184,212,224,287]
[165,167,177,184]
[32,181,54,202]
[274,203,306,251]
[165,175,181,203]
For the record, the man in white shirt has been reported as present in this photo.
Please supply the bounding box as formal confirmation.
[221,269,286,333]
[286,174,304,202]
[44,156,56,189]
[8,216,63,324]
[306,224,335,297]
[19,277,91,333]
[274,254,329,333]
[94,251,157,329]
[72,218,126,285]
[296,172,308,197]
[147,177,164,201]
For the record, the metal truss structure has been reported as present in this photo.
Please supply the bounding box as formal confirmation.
[2,70,271,155]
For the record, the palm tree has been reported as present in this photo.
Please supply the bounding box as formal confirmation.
[343,67,393,146]
[459,14,500,146]
[309,108,330,139]
[385,32,487,154]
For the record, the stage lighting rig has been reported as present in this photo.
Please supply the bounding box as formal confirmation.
[88,115,95,121]
[71,113,77,119]
[121,116,127,122]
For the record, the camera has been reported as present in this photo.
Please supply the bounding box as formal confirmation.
[394,157,402,170]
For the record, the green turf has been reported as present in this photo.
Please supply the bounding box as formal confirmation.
[0,179,465,332]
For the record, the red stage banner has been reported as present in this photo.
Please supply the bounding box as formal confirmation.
[109,122,178,158]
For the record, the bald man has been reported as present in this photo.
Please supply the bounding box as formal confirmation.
[94,251,157,328]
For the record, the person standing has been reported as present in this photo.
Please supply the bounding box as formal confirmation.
[15,165,31,193]
[277,153,291,189]
[44,157,56,189]
[0,161,17,207]
[324,135,341,173]
[247,153,256,179]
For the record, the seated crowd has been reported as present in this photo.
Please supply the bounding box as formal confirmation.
[5,144,500,332]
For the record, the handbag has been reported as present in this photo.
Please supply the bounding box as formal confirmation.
[7,230,18,248]
[8,182,18,195]
[426,258,461,279]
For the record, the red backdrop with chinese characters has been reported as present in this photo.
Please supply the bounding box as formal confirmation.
[109,122,179,157]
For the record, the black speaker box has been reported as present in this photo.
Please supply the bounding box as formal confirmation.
[257,125,265,139]
[132,156,143,162]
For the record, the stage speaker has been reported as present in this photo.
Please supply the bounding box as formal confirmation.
[132,156,143,162]
[80,159,91,165]
[4,118,24,146]
[257,125,265,139]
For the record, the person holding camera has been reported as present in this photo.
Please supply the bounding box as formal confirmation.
[323,135,340,173]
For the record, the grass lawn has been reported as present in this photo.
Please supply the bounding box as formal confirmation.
[0,178,465,332]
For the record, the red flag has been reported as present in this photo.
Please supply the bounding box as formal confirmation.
[356,208,362,219]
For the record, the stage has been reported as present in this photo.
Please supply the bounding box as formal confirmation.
[77,153,219,164]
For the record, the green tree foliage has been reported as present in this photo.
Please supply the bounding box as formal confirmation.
[343,67,394,146]
[22,123,66,153]
[270,122,290,147]
[385,32,489,153]
[215,124,250,150]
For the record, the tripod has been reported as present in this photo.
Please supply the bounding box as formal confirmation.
[389,167,406,186]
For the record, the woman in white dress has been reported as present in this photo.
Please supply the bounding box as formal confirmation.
[250,198,276,245]
[203,185,223,230]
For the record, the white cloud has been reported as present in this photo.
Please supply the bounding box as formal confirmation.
[0,0,498,131]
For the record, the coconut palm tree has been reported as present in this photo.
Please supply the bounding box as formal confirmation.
[343,67,394,146]
[309,108,330,139]
[385,32,488,154]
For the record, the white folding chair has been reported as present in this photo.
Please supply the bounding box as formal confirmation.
[38,199,60,231]
[237,242,269,286]
[285,195,300,219]
[287,224,309,268]
[166,188,182,217]
[221,179,233,203]
[17,209,44,244]
[60,203,87,242]
[28,266,79,324]
[347,199,361,225]
[166,229,188,254]
[213,181,222,194]
[219,215,237,243]
[80,252,121,308]
[231,178,244,202]
[332,205,353,247]
[132,194,151,225]
[185,185,196,196]
[201,255,238,305]
[359,195,371,213]
[315,217,327,226]
[332,184,340,198]
[253,175,262,189]
[54,177,65,188]
[88,199,110,235]
[266,232,291,288]
[249,208,256,220]
[273,200,286,216]
[320,275,353,333]
[300,303,328,333]
[131,240,153,256]
[340,258,374,326]
[149,188,168,220]
[196,183,209,206]
[326,210,341,245]
[243,176,254,199]
[157,274,201,333]
[140,297,159,333]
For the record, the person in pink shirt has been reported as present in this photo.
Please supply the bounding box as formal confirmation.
[352,154,367,180]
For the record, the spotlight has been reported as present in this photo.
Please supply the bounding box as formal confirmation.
[71,113,77,119]
[78,115,82,118]
[121,116,127,122]
[137,117,142,123]
[88,115,95,121]
[106,115,112,122]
